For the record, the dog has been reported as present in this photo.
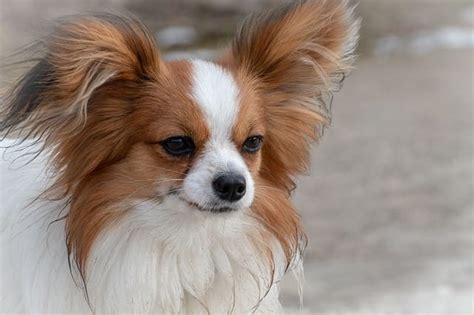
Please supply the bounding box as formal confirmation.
[0,0,358,313]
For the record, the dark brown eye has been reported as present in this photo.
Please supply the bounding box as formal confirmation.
[242,135,263,153]
[160,136,195,156]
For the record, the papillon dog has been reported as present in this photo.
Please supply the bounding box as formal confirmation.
[0,0,358,313]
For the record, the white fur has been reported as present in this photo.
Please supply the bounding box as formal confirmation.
[0,138,286,313]
[0,61,290,314]
[183,60,255,211]
[191,60,238,142]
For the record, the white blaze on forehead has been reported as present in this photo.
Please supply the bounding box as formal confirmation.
[191,60,239,140]
[183,60,254,210]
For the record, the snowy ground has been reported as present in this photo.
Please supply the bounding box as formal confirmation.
[1,1,473,314]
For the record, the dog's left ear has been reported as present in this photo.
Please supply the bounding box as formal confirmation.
[226,0,360,190]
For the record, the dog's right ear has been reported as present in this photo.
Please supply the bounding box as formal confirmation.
[0,13,161,144]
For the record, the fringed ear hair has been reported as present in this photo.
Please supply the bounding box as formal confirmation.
[0,14,165,289]
[0,13,161,146]
[229,0,360,191]
[0,13,163,195]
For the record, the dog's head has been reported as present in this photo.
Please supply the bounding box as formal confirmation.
[1,1,358,279]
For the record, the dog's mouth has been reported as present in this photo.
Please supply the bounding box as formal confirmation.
[167,189,236,213]
[181,198,235,213]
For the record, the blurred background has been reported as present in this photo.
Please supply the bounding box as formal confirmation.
[0,0,473,314]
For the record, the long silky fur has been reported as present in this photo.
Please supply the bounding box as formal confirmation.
[0,1,359,313]
[231,0,360,191]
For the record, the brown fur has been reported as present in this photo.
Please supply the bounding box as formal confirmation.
[0,0,358,289]
[227,0,358,191]
[65,58,212,274]
[225,0,358,262]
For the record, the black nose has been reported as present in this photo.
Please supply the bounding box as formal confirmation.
[212,173,246,202]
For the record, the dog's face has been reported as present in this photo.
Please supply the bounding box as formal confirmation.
[1,2,358,275]
[125,60,263,214]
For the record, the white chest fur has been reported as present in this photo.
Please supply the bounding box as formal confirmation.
[0,142,290,314]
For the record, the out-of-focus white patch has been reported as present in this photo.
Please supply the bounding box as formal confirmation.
[163,48,218,61]
[461,6,474,24]
[155,26,198,48]
[373,35,403,58]
[374,27,474,58]
[409,27,474,54]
